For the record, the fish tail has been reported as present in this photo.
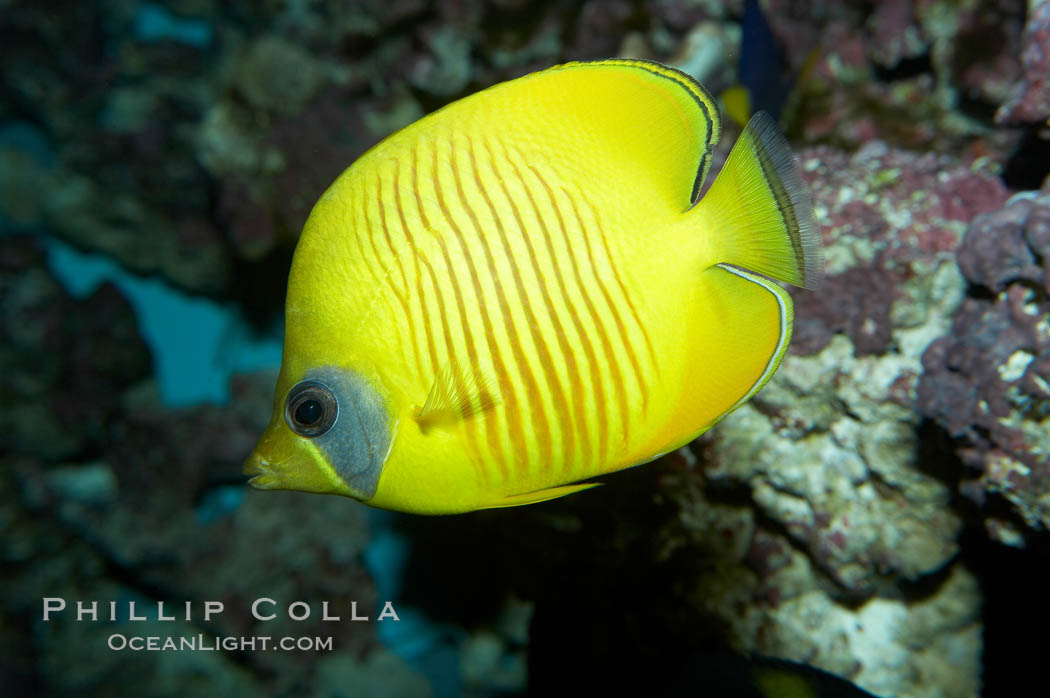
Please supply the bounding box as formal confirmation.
[693,111,823,289]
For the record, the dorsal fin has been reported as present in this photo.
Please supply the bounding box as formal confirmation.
[400,58,723,211]
[538,59,722,204]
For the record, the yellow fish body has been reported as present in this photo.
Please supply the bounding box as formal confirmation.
[245,59,822,514]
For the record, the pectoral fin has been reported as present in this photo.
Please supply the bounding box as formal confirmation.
[415,361,500,430]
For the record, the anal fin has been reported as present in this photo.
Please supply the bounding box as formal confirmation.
[481,482,601,509]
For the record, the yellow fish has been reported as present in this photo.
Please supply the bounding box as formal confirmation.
[244,59,822,514]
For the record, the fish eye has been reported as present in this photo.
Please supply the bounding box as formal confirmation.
[285,380,338,437]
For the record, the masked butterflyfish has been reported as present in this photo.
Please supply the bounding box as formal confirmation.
[244,59,823,514]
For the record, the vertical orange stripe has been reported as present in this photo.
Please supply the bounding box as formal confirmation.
[577,188,659,379]
[375,172,425,379]
[391,159,440,379]
[437,139,538,479]
[424,143,513,480]
[564,187,648,419]
[351,183,413,360]
[501,146,609,468]
[409,149,501,484]
[483,139,592,477]
[351,185,389,287]
[466,136,566,476]
[528,163,628,451]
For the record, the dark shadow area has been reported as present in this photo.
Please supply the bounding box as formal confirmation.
[229,241,295,330]
[960,519,1050,697]
[385,456,887,695]
[387,463,745,694]
[873,53,932,83]
[920,416,1050,697]
[1001,127,1050,191]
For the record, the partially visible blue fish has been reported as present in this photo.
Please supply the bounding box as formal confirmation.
[723,0,814,128]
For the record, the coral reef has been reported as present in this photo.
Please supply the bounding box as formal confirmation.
[668,140,1009,697]
[918,186,1050,547]
[1,243,430,695]
[750,0,1027,159]
[1,237,152,461]
[997,0,1050,124]
[4,1,1050,696]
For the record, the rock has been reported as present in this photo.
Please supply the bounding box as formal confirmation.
[791,143,1006,357]
[318,649,433,698]
[1,237,152,461]
[996,0,1050,124]
[956,196,1044,292]
[918,190,1050,540]
[44,463,118,508]
[658,140,1010,695]
[236,37,327,114]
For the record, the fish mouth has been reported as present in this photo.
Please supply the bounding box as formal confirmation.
[243,452,279,490]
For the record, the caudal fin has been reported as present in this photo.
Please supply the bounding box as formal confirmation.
[695,111,823,289]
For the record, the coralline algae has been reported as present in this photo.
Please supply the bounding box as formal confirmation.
[4,1,1050,696]
[996,0,1050,124]
[919,187,1050,546]
[671,140,1010,698]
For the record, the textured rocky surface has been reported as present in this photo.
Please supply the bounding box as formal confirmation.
[0,245,428,696]
[669,472,983,698]
[1,237,152,462]
[918,187,1050,547]
[665,141,1011,698]
[6,0,1037,296]
[742,0,1028,157]
[4,1,1050,697]
[997,0,1050,124]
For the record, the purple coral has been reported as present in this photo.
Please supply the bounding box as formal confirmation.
[918,189,1050,542]
[997,0,1050,124]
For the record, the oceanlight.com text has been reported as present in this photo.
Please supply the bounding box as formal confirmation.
[107,633,335,652]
